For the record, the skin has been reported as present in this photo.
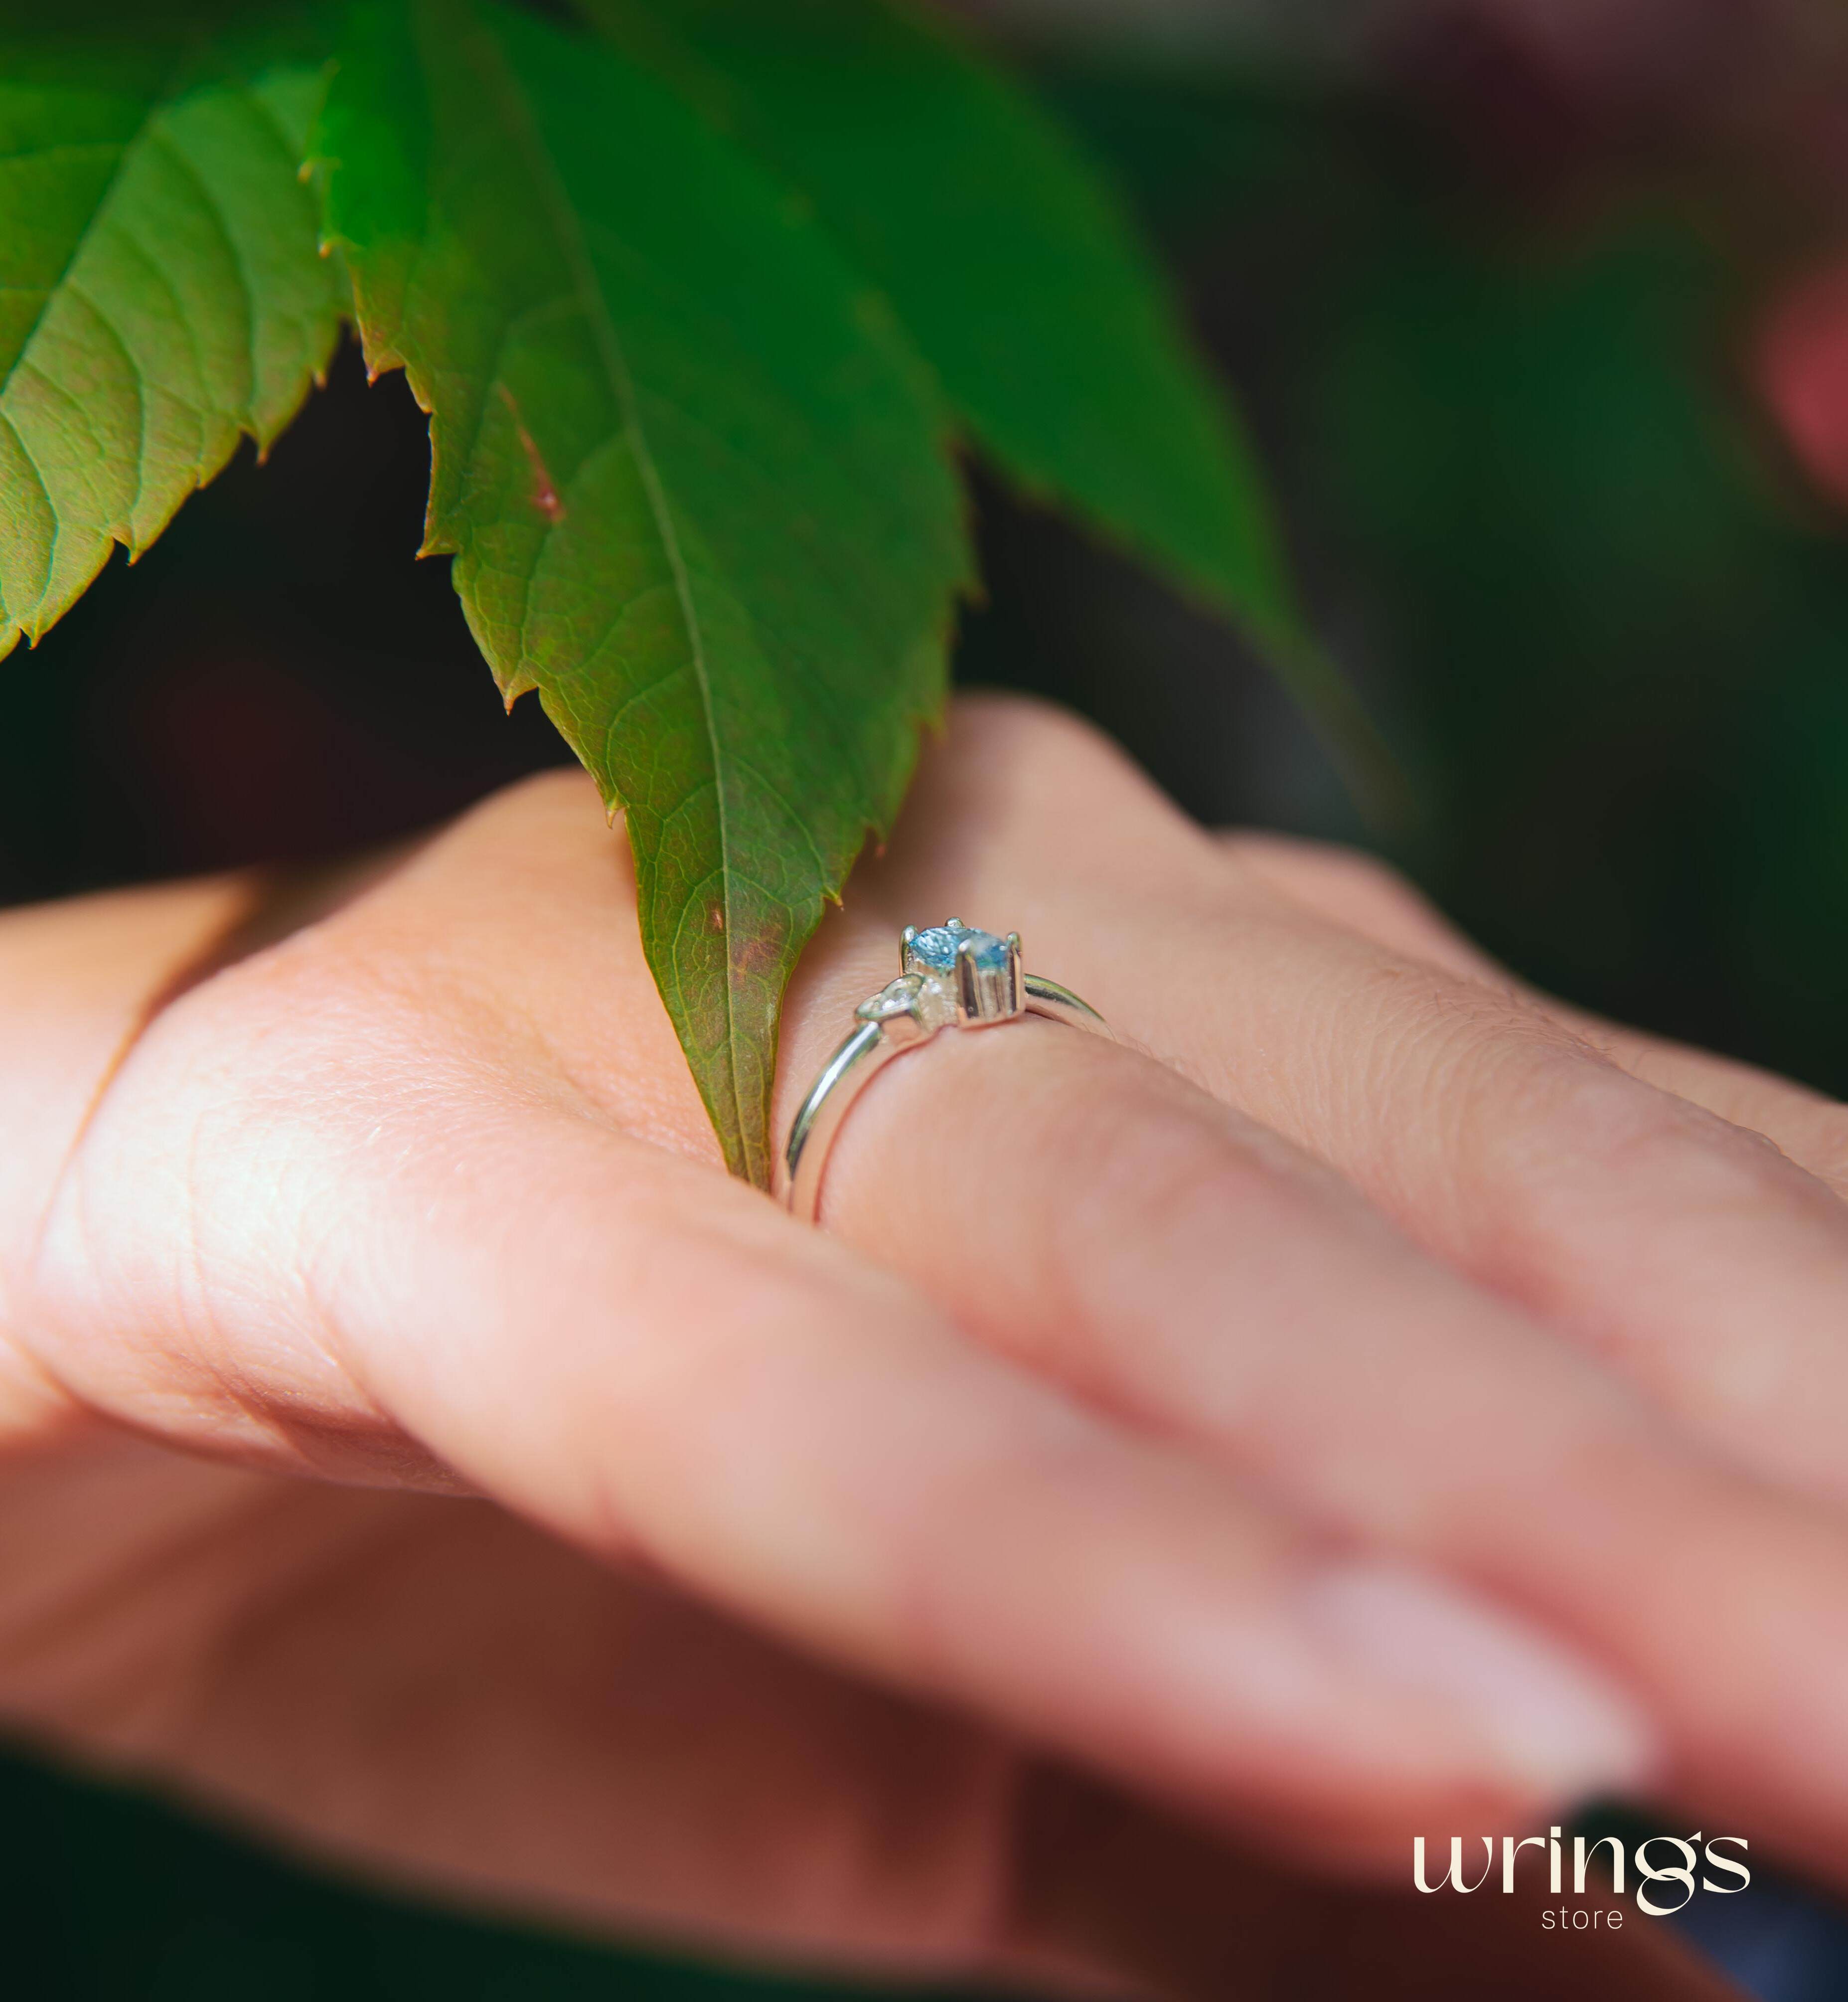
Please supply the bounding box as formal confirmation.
[0,690,1832,1998]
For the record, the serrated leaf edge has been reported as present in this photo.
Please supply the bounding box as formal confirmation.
[0,59,342,664]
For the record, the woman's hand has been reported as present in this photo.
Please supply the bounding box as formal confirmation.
[0,692,1840,1991]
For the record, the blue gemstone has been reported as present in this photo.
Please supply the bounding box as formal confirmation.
[910,924,1011,974]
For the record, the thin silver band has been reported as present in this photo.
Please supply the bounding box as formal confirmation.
[777,923,1111,1223]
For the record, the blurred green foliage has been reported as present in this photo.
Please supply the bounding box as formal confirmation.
[1051,59,1848,1094]
[1309,214,1848,1091]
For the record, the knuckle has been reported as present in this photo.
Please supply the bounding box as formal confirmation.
[451,763,606,837]
[1452,1029,1656,1179]
[948,692,1194,836]
[1222,832,1415,905]
[1453,1028,1814,1252]
[950,688,1122,769]
[1217,833,1472,954]
[1314,847,1425,920]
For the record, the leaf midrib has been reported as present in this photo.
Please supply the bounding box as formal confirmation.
[457,3,749,1155]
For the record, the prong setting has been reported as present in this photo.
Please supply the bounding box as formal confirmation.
[954,933,982,1018]
[903,919,1024,1025]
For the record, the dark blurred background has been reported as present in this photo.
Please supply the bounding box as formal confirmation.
[10,0,1848,1995]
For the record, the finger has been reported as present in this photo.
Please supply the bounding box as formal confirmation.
[0,875,259,1447]
[1,833,1650,1861]
[869,697,1848,1508]
[0,1427,1713,2002]
[0,1440,1716,2001]
[1227,828,1848,1201]
[791,966,1848,1877]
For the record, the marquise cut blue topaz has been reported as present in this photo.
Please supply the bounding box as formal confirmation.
[909,924,1012,974]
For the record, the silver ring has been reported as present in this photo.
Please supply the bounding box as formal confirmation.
[778,919,1113,1222]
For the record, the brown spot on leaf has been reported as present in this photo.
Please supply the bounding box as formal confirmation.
[733,926,787,976]
[497,383,566,524]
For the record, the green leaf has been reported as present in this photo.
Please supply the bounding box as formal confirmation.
[0,10,343,659]
[578,0,1401,817]
[573,0,1298,642]
[317,0,971,1185]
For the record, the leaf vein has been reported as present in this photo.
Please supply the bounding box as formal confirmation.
[463,12,749,1150]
